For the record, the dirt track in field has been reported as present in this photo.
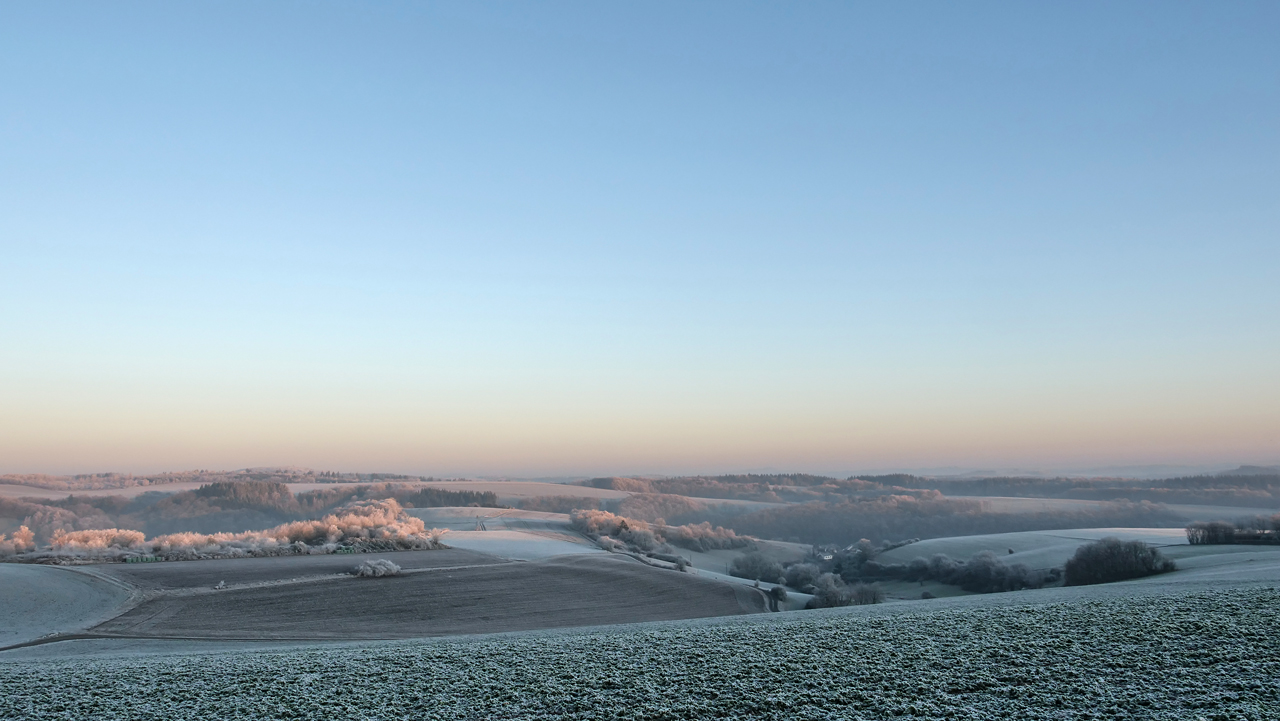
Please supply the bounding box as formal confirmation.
[90,554,767,640]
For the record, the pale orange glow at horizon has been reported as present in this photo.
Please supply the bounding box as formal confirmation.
[3,1,1277,479]
[4,350,1276,476]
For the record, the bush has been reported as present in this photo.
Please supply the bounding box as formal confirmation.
[352,559,402,577]
[783,562,820,590]
[729,551,784,582]
[850,583,885,605]
[1064,538,1176,586]
[769,586,788,602]
[808,573,852,608]
[920,590,935,599]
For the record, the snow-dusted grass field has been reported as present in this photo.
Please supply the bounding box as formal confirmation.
[0,565,131,648]
[2,585,1276,720]
[87,554,765,642]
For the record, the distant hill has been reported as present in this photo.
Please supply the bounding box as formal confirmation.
[1219,465,1280,477]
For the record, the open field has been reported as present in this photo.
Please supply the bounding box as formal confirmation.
[404,507,605,559]
[90,547,504,590]
[0,565,132,648]
[405,506,575,531]
[678,537,809,576]
[3,583,1276,719]
[86,554,766,641]
[1163,502,1280,521]
[436,530,604,560]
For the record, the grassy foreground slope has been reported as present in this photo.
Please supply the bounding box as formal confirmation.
[0,566,131,648]
[4,586,1278,720]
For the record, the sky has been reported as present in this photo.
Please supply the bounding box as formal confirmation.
[1,2,1277,477]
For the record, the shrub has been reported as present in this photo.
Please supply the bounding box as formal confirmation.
[808,573,852,608]
[729,551,784,583]
[805,575,882,607]
[850,583,885,605]
[920,590,935,599]
[769,586,788,602]
[783,562,820,590]
[352,559,402,577]
[1064,538,1176,586]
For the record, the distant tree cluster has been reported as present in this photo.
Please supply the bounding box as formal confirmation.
[900,552,1054,593]
[664,521,751,552]
[729,551,783,583]
[772,539,1054,597]
[0,481,498,545]
[570,509,666,553]
[3,498,448,562]
[612,493,715,525]
[806,574,884,608]
[1185,515,1280,545]
[1063,538,1176,586]
[569,510,752,570]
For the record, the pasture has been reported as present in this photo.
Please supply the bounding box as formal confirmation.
[89,554,766,641]
[0,565,132,648]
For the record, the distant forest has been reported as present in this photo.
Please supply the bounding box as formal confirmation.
[584,492,1183,547]
[579,467,1280,508]
[0,481,498,544]
[527,489,1188,547]
[0,468,463,493]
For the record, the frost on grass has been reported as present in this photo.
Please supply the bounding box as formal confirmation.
[2,587,1278,720]
[351,559,402,577]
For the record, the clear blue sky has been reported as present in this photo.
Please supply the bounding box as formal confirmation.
[2,2,1277,476]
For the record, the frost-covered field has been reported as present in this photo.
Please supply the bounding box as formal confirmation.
[3,587,1277,720]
